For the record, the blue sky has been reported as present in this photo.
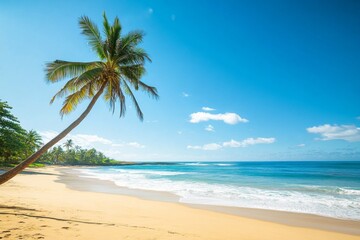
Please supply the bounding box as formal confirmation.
[1,0,359,161]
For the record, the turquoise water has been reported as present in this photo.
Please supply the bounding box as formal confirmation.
[77,161,360,220]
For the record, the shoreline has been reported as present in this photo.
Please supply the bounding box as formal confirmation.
[58,167,360,236]
[1,166,360,240]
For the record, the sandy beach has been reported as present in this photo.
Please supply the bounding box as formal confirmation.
[1,167,359,240]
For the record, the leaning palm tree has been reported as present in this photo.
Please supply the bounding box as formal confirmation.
[0,13,158,185]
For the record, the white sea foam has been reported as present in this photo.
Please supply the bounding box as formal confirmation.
[338,188,360,196]
[213,163,234,166]
[183,163,209,166]
[76,168,360,221]
[113,169,187,176]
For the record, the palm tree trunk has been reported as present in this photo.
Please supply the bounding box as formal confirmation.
[0,84,106,185]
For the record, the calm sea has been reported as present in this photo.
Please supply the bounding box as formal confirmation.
[76,161,360,220]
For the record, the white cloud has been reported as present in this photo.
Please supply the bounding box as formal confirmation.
[72,134,112,147]
[127,142,145,148]
[297,143,306,147]
[202,107,215,111]
[39,131,113,148]
[39,130,58,143]
[188,137,275,151]
[148,8,153,14]
[223,138,275,148]
[182,92,190,97]
[189,112,248,125]
[205,124,215,132]
[187,143,222,151]
[357,116,360,120]
[307,124,360,142]
[171,14,176,21]
[39,131,145,150]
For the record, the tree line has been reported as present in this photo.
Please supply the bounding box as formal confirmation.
[0,99,127,167]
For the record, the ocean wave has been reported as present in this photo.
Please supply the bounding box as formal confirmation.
[76,168,360,221]
[113,169,187,176]
[290,185,360,196]
[338,188,360,196]
[213,163,234,166]
[183,163,209,166]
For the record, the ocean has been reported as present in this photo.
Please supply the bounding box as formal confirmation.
[76,161,360,220]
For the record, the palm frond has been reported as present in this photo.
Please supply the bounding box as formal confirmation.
[102,12,111,38]
[122,80,143,120]
[60,84,90,116]
[104,78,126,117]
[73,66,103,85]
[79,16,106,59]
[114,78,126,118]
[106,16,122,59]
[120,31,144,50]
[46,60,99,82]
[121,64,145,89]
[50,67,104,104]
[138,81,159,99]
[118,48,151,66]
[50,77,77,104]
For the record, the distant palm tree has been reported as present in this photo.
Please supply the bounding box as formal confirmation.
[63,139,74,151]
[52,146,65,165]
[0,13,158,185]
[24,130,43,156]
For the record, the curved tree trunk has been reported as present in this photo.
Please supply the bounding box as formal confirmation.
[0,84,106,185]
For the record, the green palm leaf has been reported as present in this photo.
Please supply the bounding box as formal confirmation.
[46,60,99,82]
[79,16,106,59]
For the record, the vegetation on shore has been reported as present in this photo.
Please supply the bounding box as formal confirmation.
[0,100,42,167]
[38,142,131,166]
[0,99,130,168]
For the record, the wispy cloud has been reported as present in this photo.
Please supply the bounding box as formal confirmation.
[111,142,145,148]
[40,131,113,148]
[39,131,145,149]
[307,124,360,142]
[182,92,190,97]
[189,112,248,125]
[187,143,222,151]
[202,107,215,111]
[297,143,305,147]
[148,8,153,14]
[128,142,145,148]
[223,138,275,148]
[357,116,360,120]
[188,137,275,151]
[205,124,215,132]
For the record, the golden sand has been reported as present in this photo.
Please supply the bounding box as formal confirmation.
[0,167,359,240]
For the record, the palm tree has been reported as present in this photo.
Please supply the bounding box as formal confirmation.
[52,146,65,165]
[25,130,43,155]
[0,13,158,185]
[63,139,74,151]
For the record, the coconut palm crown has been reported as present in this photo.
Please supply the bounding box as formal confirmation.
[47,13,158,119]
[0,13,158,185]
